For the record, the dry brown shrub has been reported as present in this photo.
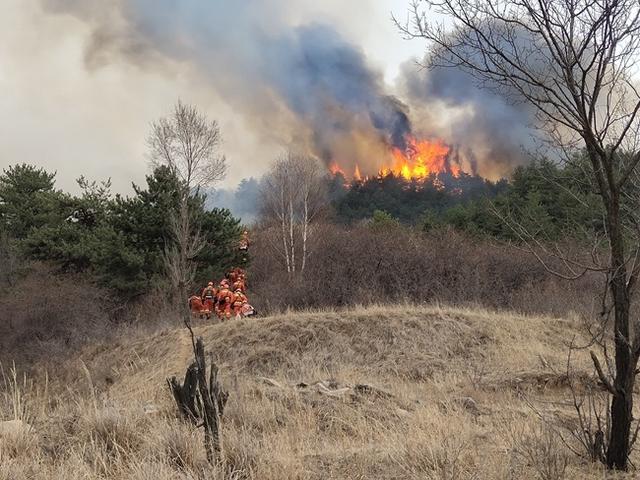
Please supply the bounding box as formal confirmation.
[248,223,600,319]
[79,407,146,467]
[508,423,570,480]
[0,263,110,366]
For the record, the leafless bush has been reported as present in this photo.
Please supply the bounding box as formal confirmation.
[86,408,144,457]
[0,263,112,366]
[549,341,640,466]
[562,383,610,464]
[511,424,569,480]
[248,223,600,317]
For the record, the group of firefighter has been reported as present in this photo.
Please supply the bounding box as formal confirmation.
[189,231,254,320]
[198,267,252,320]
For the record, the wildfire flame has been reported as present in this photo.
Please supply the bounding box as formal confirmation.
[329,136,461,183]
[329,162,364,182]
[329,162,345,177]
[385,137,458,181]
[354,164,362,181]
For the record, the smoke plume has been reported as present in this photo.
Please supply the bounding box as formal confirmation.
[41,0,535,179]
[397,60,536,178]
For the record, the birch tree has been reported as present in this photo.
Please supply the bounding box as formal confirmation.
[260,151,327,274]
[148,101,226,310]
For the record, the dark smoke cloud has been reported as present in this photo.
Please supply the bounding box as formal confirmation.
[397,56,537,178]
[41,0,412,171]
[260,23,413,154]
[40,0,537,179]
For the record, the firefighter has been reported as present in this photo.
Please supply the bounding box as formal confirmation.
[201,282,216,316]
[239,230,250,251]
[232,288,248,318]
[216,282,234,320]
[227,267,244,284]
[232,277,246,293]
[188,294,206,319]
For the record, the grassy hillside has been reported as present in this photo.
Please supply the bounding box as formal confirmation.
[0,305,634,479]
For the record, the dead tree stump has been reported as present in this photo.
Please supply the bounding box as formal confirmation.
[167,362,199,421]
[167,336,228,463]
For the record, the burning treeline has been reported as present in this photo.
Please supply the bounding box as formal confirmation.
[329,135,461,183]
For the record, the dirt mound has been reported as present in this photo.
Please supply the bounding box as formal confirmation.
[71,304,588,404]
[3,304,605,480]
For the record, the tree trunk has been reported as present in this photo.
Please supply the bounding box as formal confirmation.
[608,388,633,469]
[605,192,635,471]
[168,337,228,464]
[301,193,308,272]
[280,187,291,273]
[289,195,295,273]
[195,338,220,463]
[167,362,199,421]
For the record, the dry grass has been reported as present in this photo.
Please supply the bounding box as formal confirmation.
[0,304,637,479]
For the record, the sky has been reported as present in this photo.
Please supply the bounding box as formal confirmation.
[0,0,427,194]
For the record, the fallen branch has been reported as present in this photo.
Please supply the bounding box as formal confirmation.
[590,351,616,395]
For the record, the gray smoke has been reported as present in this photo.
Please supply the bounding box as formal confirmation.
[397,56,537,178]
[41,0,535,179]
[41,0,412,173]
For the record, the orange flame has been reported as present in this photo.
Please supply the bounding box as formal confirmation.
[354,164,362,181]
[329,162,345,177]
[384,137,454,181]
[329,136,460,183]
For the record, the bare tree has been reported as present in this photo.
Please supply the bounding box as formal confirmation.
[260,151,327,274]
[297,156,327,271]
[148,101,227,311]
[396,0,640,470]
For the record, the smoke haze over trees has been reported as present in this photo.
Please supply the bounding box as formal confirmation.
[207,179,261,224]
[34,0,536,185]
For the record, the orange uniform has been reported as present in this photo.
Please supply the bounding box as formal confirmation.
[239,230,250,251]
[227,268,243,284]
[232,290,248,318]
[188,295,210,319]
[201,283,217,314]
[232,279,246,293]
[216,286,234,320]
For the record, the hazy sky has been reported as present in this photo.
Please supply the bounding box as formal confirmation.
[0,0,427,194]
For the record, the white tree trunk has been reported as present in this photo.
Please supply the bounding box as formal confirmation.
[301,192,309,272]
[279,185,291,273]
[289,191,296,273]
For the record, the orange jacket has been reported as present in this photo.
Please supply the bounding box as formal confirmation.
[233,293,247,307]
[217,288,233,303]
[202,286,216,299]
[189,296,204,312]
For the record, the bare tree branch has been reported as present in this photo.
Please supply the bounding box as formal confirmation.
[396,0,640,469]
[148,101,227,312]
